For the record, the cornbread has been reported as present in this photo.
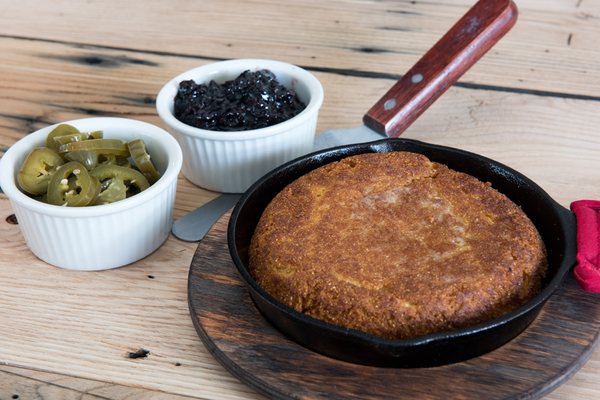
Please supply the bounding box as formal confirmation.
[249,152,547,340]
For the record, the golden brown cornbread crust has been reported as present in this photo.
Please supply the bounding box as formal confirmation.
[248,152,547,340]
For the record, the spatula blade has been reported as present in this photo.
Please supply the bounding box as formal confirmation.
[313,125,385,151]
[172,193,242,242]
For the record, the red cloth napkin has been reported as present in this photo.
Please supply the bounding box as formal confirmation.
[570,200,600,292]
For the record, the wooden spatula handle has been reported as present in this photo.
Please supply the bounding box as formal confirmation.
[363,0,518,137]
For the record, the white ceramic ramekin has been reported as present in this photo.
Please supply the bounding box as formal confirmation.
[0,117,183,271]
[156,59,324,193]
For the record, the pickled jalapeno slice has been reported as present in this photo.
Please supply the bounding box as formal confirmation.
[90,164,150,205]
[17,147,64,195]
[59,139,130,170]
[47,161,100,207]
[64,150,99,170]
[127,139,160,184]
[45,124,81,152]
[52,132,94,146]
[58,139,129,157]
[88,130,104,139]
[97,154,131,168]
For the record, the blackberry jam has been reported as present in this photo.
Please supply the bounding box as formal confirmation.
[173,69,307,131]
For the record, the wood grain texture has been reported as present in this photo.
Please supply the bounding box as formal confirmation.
[0,0,599,97]
[0,0,600,398]
[0,200,258,399]
[189,213,600,400]
[0,365,199,400]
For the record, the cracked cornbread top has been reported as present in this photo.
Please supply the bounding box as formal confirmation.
[249,152,547,340]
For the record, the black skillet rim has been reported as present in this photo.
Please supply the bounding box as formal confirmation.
[227,138,577,361]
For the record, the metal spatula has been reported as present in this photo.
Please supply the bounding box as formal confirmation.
[172,0,518,242]
[315,0,517,149]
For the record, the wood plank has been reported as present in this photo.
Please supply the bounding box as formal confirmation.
[0,0,599,97]
[0,365,204,400]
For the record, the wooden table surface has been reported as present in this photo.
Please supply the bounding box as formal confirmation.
[1,0,599,398]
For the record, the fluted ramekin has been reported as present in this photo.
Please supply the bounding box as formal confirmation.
[0,117,182,271]
[156,59,324,193]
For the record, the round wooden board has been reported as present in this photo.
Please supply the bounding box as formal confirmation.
[188,212,600,400]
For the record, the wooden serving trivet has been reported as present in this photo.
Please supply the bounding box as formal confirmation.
[188,212,600,400]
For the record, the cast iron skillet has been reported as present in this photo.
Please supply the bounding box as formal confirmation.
[227,0,573,367]
[227,138,577,367]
